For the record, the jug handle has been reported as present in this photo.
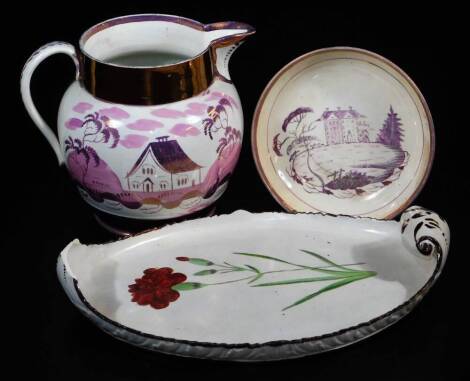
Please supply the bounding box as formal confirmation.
[21,42,79,165]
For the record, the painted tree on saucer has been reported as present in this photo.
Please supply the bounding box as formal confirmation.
[272,107,330,193]
[376,106,404,149]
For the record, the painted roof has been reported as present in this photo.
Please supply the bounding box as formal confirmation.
[317,108,365,121]
[127,137,202,177]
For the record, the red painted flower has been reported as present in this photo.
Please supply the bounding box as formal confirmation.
[129,267,187,309]
[176,257,189,261]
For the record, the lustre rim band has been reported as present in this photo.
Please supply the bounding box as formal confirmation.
[78,14,255,105]
[79,50,214,105]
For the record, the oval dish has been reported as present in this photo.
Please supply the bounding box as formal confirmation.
[58,206,449,361]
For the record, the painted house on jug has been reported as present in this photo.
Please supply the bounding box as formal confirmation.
[126,136,203,192]
[318,107,370,145]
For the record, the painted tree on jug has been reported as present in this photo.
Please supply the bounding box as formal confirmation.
[202,98,241,156]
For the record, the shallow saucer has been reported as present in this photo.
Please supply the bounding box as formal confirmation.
[252,47,434,219]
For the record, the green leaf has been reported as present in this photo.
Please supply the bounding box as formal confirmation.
[223,261,242,270]
[282,273,376,311]
[248,273,264,284]
[244,264,261,273]
[193,269,218,276]
[172,282,206,291]
[299,249,356,272]
[188,258,214,266]
[252,275,346,287]
[233,252,354,276]
[234,252,294,265]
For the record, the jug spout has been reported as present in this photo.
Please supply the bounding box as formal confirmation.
[204,22,255,81]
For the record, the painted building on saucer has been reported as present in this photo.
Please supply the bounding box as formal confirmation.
[318,107,370,145]
[126,136,203,193]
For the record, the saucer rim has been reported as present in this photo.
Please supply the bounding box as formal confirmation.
[251,46,435,219]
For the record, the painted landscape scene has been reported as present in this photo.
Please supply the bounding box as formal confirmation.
[64,95,241,213]
[273,106,409,198]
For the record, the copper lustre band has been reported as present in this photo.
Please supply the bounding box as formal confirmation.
[79,50,214,106]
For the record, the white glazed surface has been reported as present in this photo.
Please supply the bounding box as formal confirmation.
[83,19,246,65]
[57,79,243,219]
[253,48,434,219]
[58,206,449,361]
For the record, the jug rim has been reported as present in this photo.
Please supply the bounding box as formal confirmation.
[79,13,255,69]
[77,14,254,105]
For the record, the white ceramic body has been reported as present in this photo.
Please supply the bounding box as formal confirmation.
[57,79,243,219]
[21,15,253,220]
[58,206,449,361]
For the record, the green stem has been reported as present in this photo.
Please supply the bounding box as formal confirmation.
[262,262,365,275]
[216,262,365,275]
[203,266,372,287]
[234,252,364,276]
[205,275,256,286]
[213,263,235,270]
[253,270,375,287]
[282,271,377,311]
